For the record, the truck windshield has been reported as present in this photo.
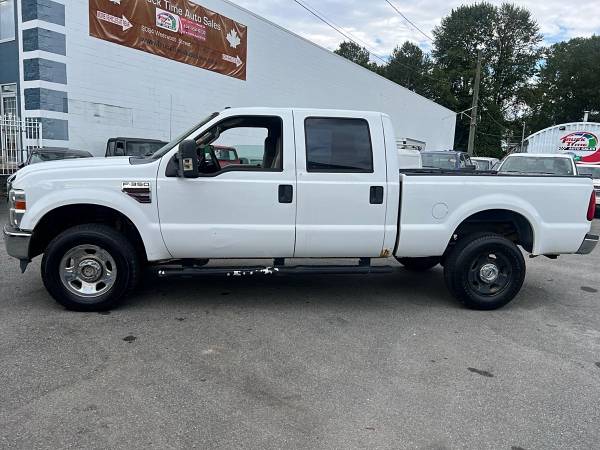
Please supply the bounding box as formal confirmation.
[422,153,458,169]
[150,112,219,159]
[499,156,574,175]
[473,160,490,170]
[127,141,166,157]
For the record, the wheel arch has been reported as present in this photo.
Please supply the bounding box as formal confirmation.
[449,208,535,253]
[29,203,148,261]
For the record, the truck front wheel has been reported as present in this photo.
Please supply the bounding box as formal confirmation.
[443,233,525,310]
[41,224,140,311]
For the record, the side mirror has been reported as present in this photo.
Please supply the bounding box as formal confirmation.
[17,162,25,169]
[178,140,199,178]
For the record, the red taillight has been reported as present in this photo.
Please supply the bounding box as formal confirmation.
[587,191,596,221]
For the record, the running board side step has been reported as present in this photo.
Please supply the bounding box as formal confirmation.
[156,264,393,278]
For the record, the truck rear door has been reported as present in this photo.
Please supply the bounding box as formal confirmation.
[293,111,388,257]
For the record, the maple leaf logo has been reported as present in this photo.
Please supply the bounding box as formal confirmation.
[226,29,241,49]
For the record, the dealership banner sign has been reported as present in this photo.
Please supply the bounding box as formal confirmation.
[89,0,248,80]
[558,131,600,163]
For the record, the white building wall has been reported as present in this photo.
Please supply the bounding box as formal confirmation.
[64,0,455,155]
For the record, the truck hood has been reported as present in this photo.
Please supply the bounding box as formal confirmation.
[10,157,143,190]
[18,156,132,176]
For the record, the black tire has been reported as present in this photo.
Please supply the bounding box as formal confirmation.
[41,224,140,311]
[443,233,525,310]
[395,256,441,271]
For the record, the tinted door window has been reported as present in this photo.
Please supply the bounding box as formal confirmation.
[304,118,373,172]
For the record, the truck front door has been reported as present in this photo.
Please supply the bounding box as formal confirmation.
[293,112,388,257]
[157,112,297,258]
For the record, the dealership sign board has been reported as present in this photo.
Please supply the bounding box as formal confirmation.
[559,131,600,163]
[89,0,248,80]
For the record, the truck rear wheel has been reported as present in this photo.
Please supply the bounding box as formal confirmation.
[443,233,525,310]
[41,224,140,311]
[395,256,440,271]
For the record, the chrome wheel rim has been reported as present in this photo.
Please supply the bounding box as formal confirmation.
[59,244,117,299]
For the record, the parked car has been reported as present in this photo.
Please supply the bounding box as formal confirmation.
[471,157,499,171]
[6,147,93,194]
[21,148,93,167]
[106,137,167,157]
[497,153,577,176]
[7,148,93,196]
[4,107,597,313]
[577,164,600,216]
[213,145,241,167]
[421,150,476,170]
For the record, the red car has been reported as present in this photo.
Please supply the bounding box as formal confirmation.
[213,145,240,167]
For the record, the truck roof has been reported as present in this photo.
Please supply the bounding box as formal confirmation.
[507,153,574,159]
[108,137,167,143]
[221,107,387,118]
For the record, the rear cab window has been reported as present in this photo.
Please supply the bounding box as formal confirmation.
[304,118,373,172]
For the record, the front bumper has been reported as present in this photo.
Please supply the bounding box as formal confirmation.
[576,233,599,255]
[3,225,32,260]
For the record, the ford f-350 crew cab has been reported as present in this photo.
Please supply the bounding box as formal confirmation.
[4,108,598,312]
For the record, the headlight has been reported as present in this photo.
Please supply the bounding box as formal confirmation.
[8,189,26,229]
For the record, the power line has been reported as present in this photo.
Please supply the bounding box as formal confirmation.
[479,102,512,131]
[384,0,434,42]
[290,0,451,86]
[291,0,389,64]
[297,0,383,57]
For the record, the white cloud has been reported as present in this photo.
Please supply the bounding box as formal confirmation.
[231,0,600,55]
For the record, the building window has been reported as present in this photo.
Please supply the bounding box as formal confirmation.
[304,117,373,173]
[0,0,16,42]
[1,84,17,117]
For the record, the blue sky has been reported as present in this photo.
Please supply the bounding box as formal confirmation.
[231,0,600,58]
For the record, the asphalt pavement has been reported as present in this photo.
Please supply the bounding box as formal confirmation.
[0,206,599,449]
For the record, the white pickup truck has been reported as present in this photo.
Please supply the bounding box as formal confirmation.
[4,108,598,312]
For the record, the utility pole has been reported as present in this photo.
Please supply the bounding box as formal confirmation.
[467,49,482,156]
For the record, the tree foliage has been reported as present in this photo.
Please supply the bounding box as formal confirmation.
[528,36,600,131]
[384,42,432,98]
[333,4,596,156]
[431,2,542,154]
[334,41,373,69]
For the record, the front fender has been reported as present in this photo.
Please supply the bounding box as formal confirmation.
[21,188,171,261]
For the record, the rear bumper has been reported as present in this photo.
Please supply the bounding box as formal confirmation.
[3,225,32,260]
[576,233,599,255]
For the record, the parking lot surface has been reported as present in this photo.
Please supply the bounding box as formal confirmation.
[0,206,599,450]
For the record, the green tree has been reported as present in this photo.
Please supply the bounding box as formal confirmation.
[431,3,542,154]
[334,41,372,69]
[528,35,600,132]
[384,41,432,97]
